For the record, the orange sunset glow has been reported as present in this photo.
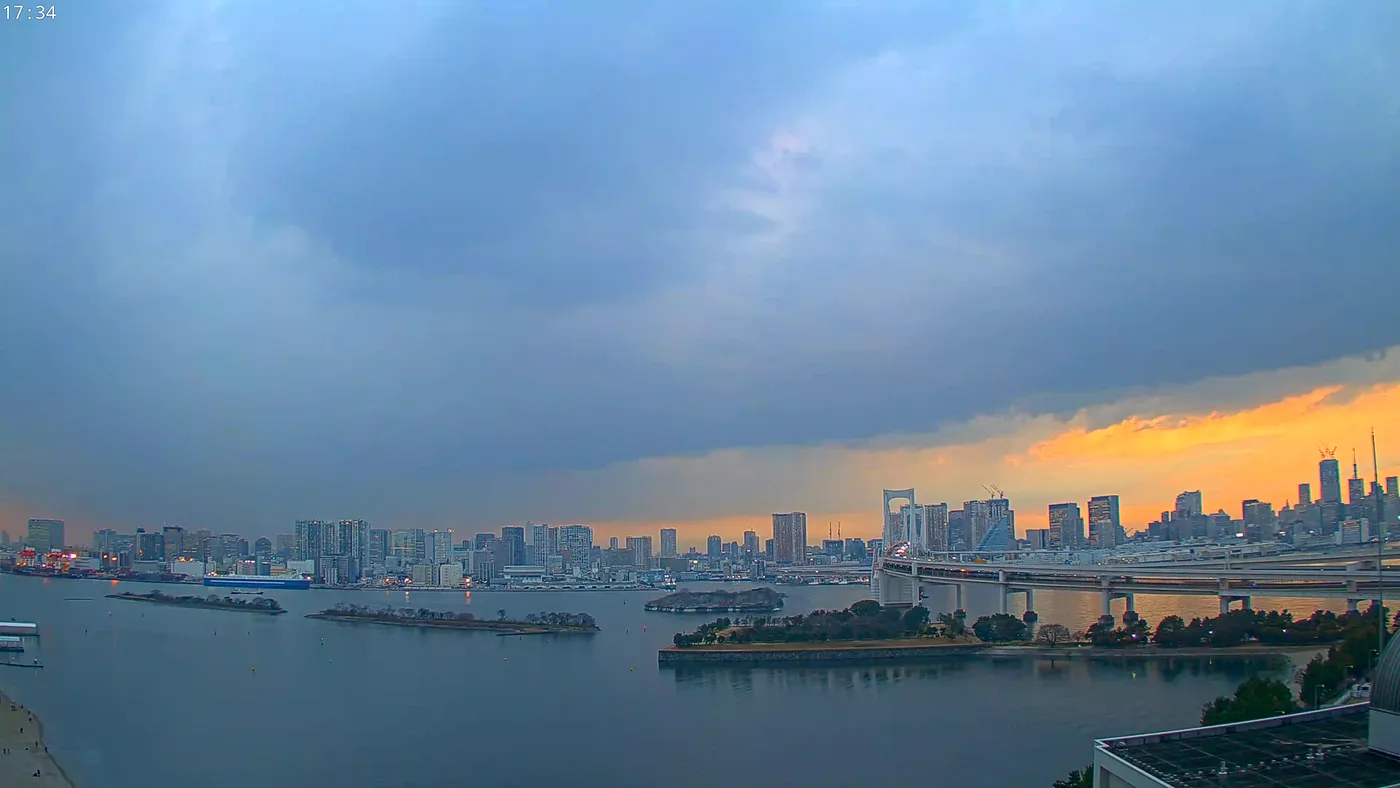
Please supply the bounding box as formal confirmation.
[591,379,1400,549]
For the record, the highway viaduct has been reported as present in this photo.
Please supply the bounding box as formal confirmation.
[873,555,1400,626]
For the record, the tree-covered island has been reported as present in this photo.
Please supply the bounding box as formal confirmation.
[107,590,287,614]
[669,599,973,648]
[306,603,599,634]
[644,587,784,613]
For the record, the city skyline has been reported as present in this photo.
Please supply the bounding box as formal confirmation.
[2,2,1398,550]
[7,365,1398,548]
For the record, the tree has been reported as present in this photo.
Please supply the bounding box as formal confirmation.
[1034,623,1073,647]
[1152,615,1188,647]
[1052,766,1092,788]
[851,600,882,617]
[938,612,966,637]
[1200,676,1299,725]
[902,606,931,632]
[972,613,1028,643]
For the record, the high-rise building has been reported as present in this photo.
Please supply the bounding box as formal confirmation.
[1298,483,1312,506]
[161,526,184,559]
[294,520,326,562]
[274,533,295,560]
[1047,503,1082,550]
[26,519,65,553]
[93,528,119,557]
[659,528,678,558]
[1349,476,1367,507]
[254,537,273,560]
[137,529,165,562]
[1174,491,1203,517]
[742,530,760,559]
[1320,458,1342,504]
[429,530,455,564]
[626,536,653,568]
[609,536,619,550]
[947,509,967,551]
[1387,476,1398,498]
[771,512,807,565]
[500,526,525,567]
[1087,495,1121,549]
[558,525,593,570]
[922,503,950,552]
[368,529,389,566]
[706,535,723,558]
[964,500,992,549]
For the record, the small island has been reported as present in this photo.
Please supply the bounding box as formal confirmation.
[306,603,599,635]
[661,601,1372,665]
[644,587,784,613]
[106,590,287,615]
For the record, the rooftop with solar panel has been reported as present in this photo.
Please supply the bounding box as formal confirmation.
[1091,633,1400,788]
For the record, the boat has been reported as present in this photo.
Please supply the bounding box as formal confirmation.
[230,591,265,596]
[0,637,23,653]
[203,574,312,590]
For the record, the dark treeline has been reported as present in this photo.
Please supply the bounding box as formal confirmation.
[672,600,956,647]
[322,602,597,629]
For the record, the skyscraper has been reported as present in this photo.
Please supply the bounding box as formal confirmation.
[558,525,593,570]
[26,519,65,553]
[1087,495,1121,549]
[429,529,455,564]
[923,503,950,552]
[626,536,653,568]
[659,528,678,558]
[771,512,807,565]
[1388,476,1399,498]
[1174,491,1203,517]
[964,499,991,550]
[742,530,760,559]
[368,529,389,566]
[706,535,722,558]
[1047,503,1082,550]
[1298,483,1312,506]
[1320,457,1342,504]
[500,526,525,566]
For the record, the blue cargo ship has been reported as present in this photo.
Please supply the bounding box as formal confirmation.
[203,574,312,590]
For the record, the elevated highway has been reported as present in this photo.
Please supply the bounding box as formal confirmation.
[874,554,1400,625]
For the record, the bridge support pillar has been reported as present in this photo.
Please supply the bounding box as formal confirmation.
[1122,594,1139,624]
[1219,597,1230,615]
[955,584,964,611]
[1022,589,1037,623]
[1348,598,1360,613]
[999,585,1009,614]
[1099,588,1114,627]
[1241,596,1251,611]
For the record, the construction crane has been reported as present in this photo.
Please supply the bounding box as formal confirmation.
[1320,446,1337,460]
[982,484,1006,500]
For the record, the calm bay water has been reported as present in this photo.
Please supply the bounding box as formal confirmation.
[0,575,1345,788]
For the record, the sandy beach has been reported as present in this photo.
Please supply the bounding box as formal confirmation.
[0,690,74,787]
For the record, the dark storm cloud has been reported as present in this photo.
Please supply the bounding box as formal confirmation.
[1,0,1397,531]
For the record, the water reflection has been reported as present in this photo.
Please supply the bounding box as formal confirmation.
[666,654,1285,692]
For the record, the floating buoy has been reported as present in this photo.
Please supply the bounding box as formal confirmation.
[630,667,635,672]
[642,626,647,632]
[251,666,256,672]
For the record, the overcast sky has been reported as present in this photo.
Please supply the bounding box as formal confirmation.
[2,1,1398,543]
